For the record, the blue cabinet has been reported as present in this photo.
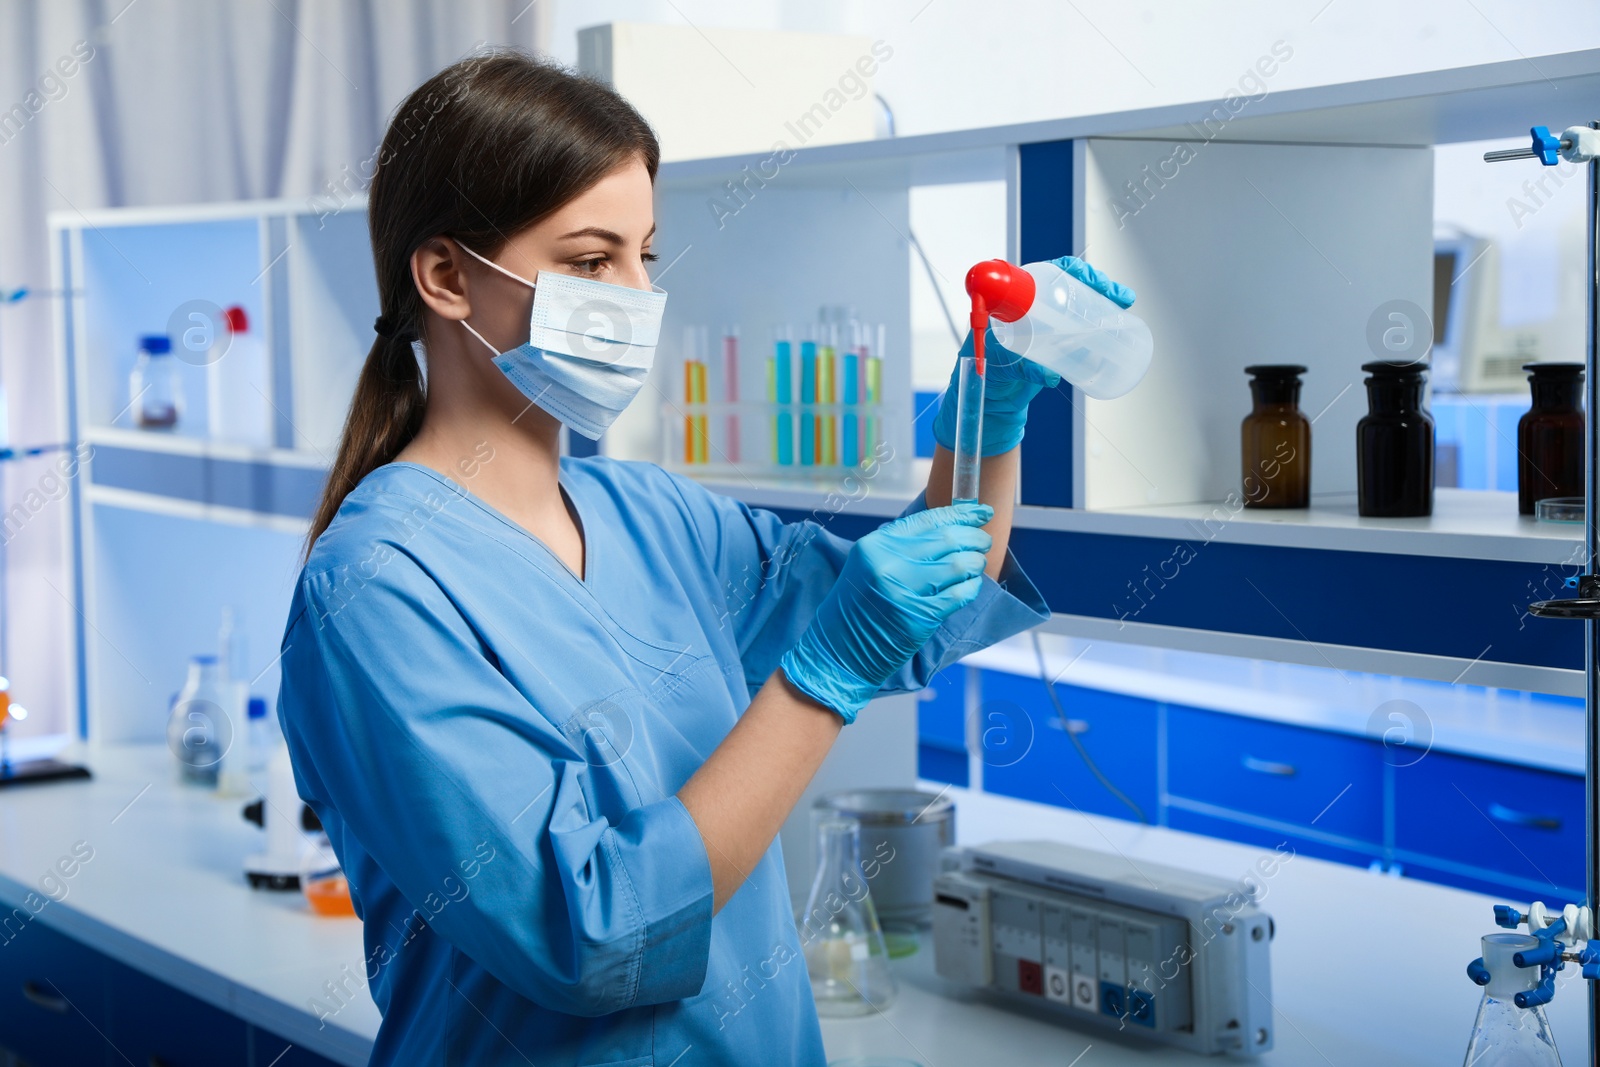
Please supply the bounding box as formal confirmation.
[1167,706,1384,844]
[1394,750,1584,901]
[917,665,968,786]
[0,920,349,1067]
[0,917,110,1067]
[949,666,1577,905]
[978,669,1159,822]
[106,956,249,1065]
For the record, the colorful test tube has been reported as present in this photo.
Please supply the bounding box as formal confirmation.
[722,327,740,463]
[819,338,836,466]
[683,358,696,465]
[865,325,883,455]
[799,338,817,467]
[842,340,860,467]
[694,361,709,464]
[776,332,794,466]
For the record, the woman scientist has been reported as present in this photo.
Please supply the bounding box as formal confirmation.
[278,50,1134,1066]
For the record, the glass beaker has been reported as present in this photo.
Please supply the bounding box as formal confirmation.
[798,815,896,1016]
[1462,933,1562,1066]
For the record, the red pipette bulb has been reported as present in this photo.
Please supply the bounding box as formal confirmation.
[964,259,1036,375]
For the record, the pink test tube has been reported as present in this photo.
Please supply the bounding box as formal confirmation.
[722,326,740,463]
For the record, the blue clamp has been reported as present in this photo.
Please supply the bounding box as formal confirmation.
[1511,916,1568,1008]
[1496,905,1526,928]
[1580,942,1600,982]
[1467,957,1491,986]
[1532,126,1562,166]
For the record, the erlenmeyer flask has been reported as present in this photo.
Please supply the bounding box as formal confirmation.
[1463,933,1563,1066]
[797,815,896,1016]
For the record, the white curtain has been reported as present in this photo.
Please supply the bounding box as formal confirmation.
[0,0,548,740]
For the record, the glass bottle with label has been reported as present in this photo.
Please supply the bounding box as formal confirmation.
[1517,362,1584,516]
[1241,365,1311,508]
[1357,360,1434,517]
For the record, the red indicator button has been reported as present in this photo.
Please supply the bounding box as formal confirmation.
[1018,959,1044,995]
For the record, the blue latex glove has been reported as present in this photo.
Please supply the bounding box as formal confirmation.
[780,502,994,723]
[932,255,1136,456]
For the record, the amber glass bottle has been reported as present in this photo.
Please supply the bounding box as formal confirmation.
[1357,360,1433,517]
[1517,362,1585,515]
[1241,365,1310,508]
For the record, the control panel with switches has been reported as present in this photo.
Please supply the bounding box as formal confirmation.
[932,841,1275,1056]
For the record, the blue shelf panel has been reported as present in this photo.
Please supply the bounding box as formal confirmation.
[765,505,1581,671]
[1017,138,1075,510]
[1007,526,1582,671]
[91,445,327,519]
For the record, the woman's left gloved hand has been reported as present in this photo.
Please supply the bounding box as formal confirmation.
[931,255,1135,457]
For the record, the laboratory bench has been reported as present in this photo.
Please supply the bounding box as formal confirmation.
[0,743,1583,1066]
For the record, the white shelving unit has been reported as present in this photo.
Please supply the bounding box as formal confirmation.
[51,198,375,743]
[46,49,1600,731]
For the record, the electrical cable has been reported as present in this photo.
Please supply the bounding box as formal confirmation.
[1030,630,1150,825]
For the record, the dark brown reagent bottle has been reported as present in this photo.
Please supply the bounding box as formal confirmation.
[1357,360,1434,517]
[1517,362,1585,516]
[1241,365,1310,508]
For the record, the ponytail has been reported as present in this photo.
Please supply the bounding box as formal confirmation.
[306,327,427,554]
[302,49,659,555]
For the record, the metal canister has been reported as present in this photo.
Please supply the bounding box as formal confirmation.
[813,789,955,928]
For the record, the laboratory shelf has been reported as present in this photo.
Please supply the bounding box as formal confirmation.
[83,425,328,468]
[716,480,1588,693]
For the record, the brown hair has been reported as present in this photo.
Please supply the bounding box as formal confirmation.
[305,50,659,553]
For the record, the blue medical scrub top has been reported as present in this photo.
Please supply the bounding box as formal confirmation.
[278,458,1047,1066]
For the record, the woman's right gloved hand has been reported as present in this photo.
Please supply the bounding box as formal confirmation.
[779,503,994,724]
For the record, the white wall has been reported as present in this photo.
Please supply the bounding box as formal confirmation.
[547,0,1600,139]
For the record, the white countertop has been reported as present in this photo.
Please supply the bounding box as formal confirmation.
[0,744,1587,1066]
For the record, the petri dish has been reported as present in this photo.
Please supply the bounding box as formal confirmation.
[1535,496,1585,523]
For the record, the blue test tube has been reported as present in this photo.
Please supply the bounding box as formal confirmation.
[774,330,794,466]
[842,328,860,467]
[799,336,817,467]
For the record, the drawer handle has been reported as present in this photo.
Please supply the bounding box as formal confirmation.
[1241,756,1296,777]
[22,979,69,1013]
[1488,803,1561,831]
[1048,718,1090,736]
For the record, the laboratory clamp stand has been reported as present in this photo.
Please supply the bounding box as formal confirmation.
[1479,121,1600,1067]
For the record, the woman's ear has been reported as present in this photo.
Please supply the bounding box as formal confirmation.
[412,237,472,322]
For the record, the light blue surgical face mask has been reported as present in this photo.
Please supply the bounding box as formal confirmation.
[458,244,667,440]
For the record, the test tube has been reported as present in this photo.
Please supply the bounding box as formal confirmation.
[864,323,883,457]
[800,332,817,467]
[774,327,794,466]
[820,326,836,467]
[951,355,984,504]
[842,323,860,468]
[682,327,697,465]
[694,359,709,463]
[722,326,740,463]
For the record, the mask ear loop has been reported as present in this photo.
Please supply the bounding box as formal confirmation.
[454,238,538,358]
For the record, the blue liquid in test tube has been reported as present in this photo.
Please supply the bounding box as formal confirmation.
[799,339,817,467]
[842,348,859,467]
[775,338,794,466]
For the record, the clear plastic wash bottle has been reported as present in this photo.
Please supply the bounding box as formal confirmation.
[985,259,1153,400]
